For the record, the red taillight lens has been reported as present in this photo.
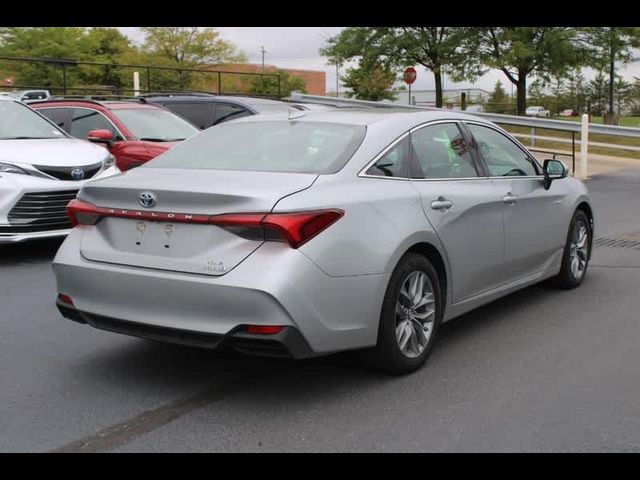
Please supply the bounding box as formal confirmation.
[245,325,285,335]
[57,293,74,305]
[66,199,103,227]
[210,209,344,249]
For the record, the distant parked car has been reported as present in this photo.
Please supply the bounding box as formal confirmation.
[526,106,550,118]
[0,95,119,244]
[559,109,579,117]
[31,98,199,171]
[7,90,52,103]
[465,105,485,113]
[144,93,303,130]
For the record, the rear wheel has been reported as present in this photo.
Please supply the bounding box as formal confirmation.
[368,253,443,374]
[550,209,591,289]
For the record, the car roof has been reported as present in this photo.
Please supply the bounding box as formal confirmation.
[234,107,490,128]
[29,99,163,110]
[144,94,293,114]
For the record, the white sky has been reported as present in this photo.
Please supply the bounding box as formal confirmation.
[118,27,640,94]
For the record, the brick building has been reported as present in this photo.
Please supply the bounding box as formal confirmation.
[202,64,326,96]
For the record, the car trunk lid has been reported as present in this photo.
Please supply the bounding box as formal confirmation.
[77,168,317,276]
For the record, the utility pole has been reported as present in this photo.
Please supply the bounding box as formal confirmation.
[260,46,267,69]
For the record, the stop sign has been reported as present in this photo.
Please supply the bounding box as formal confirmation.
[403,67,417,85]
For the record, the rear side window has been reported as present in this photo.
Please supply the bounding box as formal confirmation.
[147,121,366,174]
[410,123,478,179]
[163,102,213,130]
[365,137,410,178]
[213,104,250,124]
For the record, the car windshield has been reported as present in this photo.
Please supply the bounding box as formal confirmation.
[0,100,66,140]
[111,108,199,141]
[147,121,367,174]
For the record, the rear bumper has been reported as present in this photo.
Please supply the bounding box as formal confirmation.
[53,229,389,355]
[56,300,314,358]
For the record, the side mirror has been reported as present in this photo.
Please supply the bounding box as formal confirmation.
[87,129,114,148]
[543,159,568,190]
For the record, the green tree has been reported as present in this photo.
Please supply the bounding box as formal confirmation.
[81,27,136,92]
[140,27,245,90]
[0,27,93,91]
[249,70,306,98]
[341,60,396,101]
[580,27,640,119]
[321,27,481,108]
[470,27,580,115]
[487,80,508,113]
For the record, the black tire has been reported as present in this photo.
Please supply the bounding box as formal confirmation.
[367,253,443,375]
[550,209,591,289]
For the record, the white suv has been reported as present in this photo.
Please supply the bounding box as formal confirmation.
[0,96,119,243]
[525,106,550,117]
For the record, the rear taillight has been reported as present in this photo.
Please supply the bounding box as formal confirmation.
[210,209,344,249]
[57,293,74,306]
[66,199,103,227]
[66,199,343,248]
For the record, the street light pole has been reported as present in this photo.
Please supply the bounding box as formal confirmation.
[260,46,267,69]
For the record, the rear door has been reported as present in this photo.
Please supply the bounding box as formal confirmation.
[408,121,507,303]
[464,121,567,280]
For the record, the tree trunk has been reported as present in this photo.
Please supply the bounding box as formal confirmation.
[609,48,615,114]
[434,70,443,108]
[516,73,527,116]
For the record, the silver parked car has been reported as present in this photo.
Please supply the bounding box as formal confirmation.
[53,109,593,374]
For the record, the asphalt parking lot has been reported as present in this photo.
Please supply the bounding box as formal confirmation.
[2,168,640,452]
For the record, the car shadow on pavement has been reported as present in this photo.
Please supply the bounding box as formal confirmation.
[67,280,563,400]
[0,238,63,266]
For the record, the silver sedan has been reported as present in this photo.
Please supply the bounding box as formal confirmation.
[53,109,593,374]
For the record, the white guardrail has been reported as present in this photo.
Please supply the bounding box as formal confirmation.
[289,92,640,180]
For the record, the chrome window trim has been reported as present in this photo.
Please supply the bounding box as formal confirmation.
[462,120,544,177]
[357,131,411,181]
[37,106,127,141]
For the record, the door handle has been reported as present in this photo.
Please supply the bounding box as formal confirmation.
[430,198,454,211]
[503,193,519,204]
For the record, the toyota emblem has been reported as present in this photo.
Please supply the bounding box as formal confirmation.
[70,168,85,180]
[138,192,156,208]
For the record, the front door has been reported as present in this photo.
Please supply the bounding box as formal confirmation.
[408,122,506,303]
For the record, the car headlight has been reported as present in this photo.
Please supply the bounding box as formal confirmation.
[0,162,30,175]
[103,154,115,169]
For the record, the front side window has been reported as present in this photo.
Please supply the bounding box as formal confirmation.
[70,108,121,140]
[0,100,66,140]
[410,123,479,179]
[466,123,539,177]
[38,108,68,129]
[365,136,410,178]
[147,121,366,174]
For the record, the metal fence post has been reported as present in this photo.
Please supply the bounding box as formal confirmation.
[579,114,589,180]
[146,67,151,93]
[62,62,67,95]
[277,74,281,98]
[217,72,222,94]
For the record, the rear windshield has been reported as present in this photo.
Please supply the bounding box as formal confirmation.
[146,121,366,174]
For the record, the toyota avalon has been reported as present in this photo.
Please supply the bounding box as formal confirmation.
[53,109,593,374]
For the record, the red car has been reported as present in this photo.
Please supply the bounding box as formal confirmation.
[31,99,199,171]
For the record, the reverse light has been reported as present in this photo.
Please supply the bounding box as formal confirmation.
[245,325,285,335]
